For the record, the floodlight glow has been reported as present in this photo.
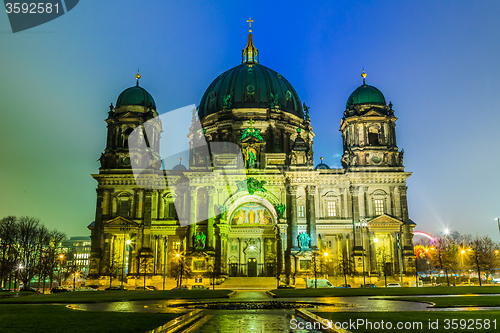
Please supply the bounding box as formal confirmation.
[126,239,131,245]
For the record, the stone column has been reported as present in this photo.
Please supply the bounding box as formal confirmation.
[239,238,244,276]
[188,187,197,250]
[358,186,366,219]
[287,184,298,249]
[158,190,164,219]
[207,187,215,249]
[306,185,317,248]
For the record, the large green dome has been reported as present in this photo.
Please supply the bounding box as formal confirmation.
[346,83,386,108]
[198,63,303,119]
[116,84,156,109]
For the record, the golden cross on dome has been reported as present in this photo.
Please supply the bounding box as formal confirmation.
[248,118,255,127]
[135,69,141,86]
[247,17,254,32]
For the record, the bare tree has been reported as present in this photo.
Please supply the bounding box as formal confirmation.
[17,217,44,288]
[106,243,122,288]
[138,255,153,289]
[428,236,457,286]
[467,235,500,286]
[0,217,20,289]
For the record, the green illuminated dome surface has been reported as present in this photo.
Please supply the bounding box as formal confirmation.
[116,84,156,109]
[198,32,303,119]
[346,83,386,108]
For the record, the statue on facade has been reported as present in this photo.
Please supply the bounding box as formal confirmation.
[275,204,285,219]
[298,232,311,250]
[247,149,256,168]
[348,150,356,166]
[217,204,228,220]
[303,102,310,119]
[223,94,232,109]
[194,232,206,250]
[270,92,279,109]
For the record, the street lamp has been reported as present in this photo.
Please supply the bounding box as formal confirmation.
[73,271,79,291]
[174,253,184,288]
[356,220,368,287]
[58,254,65,286]
[121,239,131,288]
[163,237,167,291]
[495,218,500,236]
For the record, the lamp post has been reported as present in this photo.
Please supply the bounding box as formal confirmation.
[73,271,79,291]
[175,253,184,288]
[163,237,167,291]
[121,239,131,289]
[357,220,367,287]
[495,218,500,236]
[58,254,65,286]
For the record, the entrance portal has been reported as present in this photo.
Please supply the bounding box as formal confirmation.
[247,258,257,277]
[229,263,238,277]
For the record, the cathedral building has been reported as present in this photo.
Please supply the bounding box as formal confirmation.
[88,24,415,286]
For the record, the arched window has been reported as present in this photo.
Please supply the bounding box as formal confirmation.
[368,127,379,146]
[371,189,387,216]
[123,127,134,148]
[117,193,131,218]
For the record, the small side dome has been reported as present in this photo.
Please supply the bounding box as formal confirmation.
[315,157,330,170]
[171,158,187,171]
[172,163,187,171]
[346,71,386,108]
[116,72,156,109]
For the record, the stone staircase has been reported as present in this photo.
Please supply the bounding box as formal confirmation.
[218,277,279,290]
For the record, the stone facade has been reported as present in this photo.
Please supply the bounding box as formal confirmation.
[88,33,415,286]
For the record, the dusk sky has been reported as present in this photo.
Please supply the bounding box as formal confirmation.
[1,1,500,241]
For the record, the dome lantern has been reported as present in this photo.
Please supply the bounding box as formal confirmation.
[242,17,259,64]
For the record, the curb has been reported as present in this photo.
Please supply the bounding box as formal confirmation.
[266,290,276,298]
[145,309,204,333]
[226,291,237,298]
[295,309,352,333]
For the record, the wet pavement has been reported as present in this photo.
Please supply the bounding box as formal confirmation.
[65,291,500,332]
[191,310,320,333]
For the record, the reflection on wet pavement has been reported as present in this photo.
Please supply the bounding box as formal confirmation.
[191,310,321,333]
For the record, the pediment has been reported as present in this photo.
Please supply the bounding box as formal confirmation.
[240,135,262,144]
[120,112,138,118]
[362,110,385,117]
[367,214,404,227]
[104,216,140,228]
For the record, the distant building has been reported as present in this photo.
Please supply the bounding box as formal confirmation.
[63,236,91,275]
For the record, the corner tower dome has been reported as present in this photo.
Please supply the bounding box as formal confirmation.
[198,22,303,119]
[346,71,386,108]
[116,72,156,110]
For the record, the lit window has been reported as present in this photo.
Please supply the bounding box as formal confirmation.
[374,199,384,215]
[298,206,305,218]
[327,201,336,217]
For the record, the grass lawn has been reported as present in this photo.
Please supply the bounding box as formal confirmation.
[271,285,500,298]
[314,311,500,333]
[0,289,233,304]
[0,304,180,333]
[388,296,500,307]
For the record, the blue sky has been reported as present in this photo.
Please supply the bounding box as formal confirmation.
[1,1,500,240]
